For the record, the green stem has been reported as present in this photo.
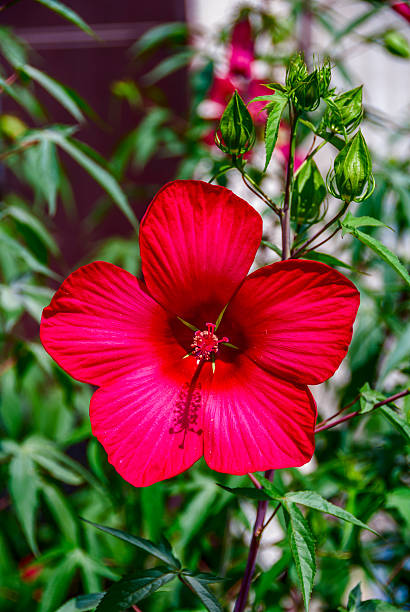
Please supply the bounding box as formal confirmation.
[292,200,350,258]
[281,108,298,260]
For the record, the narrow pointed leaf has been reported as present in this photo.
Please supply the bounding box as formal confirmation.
[285,491,378,534]
[379,405,410,441]
[181,574,222,612]
[55,593,105,612]
[263,93,288,170]
[9,453,40,555]
[341,212,392,234]
[351,229,410,286]
[34,0,95,37]
[217,484,272,501]
[285,502,316,612]
[96,570,175,611]
[81,519,180,569]
[22,65,84,123]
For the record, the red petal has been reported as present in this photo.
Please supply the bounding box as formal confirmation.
[229,19,254,79]
[40,261,185,386]
[140,180,262,325]
[202,355,316,474]
[90,363,203,487]
[224,260,360,385]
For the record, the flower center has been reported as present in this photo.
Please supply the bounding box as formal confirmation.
[191,322,229,364]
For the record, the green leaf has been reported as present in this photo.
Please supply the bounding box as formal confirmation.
[383,30,410,58]
[285,502,316,611]
[133,22,188,55]
[0,227,60,279]
[181,574,222,612]
[358,383,386,414]
[357,602,404,611]
[42,483,79,544]
[379,405,410,441]
[34,0,95,37]
[379,323,410,379]
[143,49,194,85]
[33,451,83,484]
[341,212,392,235]
[0,26,28,67]
[261,239,282,256]
[38,139,60,214]
[350,229,410,286]
[21,65,84,123]
[300,251,355,271]
[9,453,40,555]
[291,158,326,222]
[263,93,288,170]
[55,593,105,612]
[20,128,137,229]
[217,484,272,501]
[81,519,181,569]
[38,553,78,612]
[285,491,378,534]
[347,583,362,610]
[386,488,410,529]
[0,203,59,254]
[96,570,176,611]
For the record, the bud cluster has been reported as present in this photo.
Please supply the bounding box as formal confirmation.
[286,54,331,112]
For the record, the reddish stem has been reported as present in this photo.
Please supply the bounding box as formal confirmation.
[315,389,409,433]
[234,469,275,612]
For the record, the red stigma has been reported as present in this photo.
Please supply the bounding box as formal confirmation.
[191,322,229,363]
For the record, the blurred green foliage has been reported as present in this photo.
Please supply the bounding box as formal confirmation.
[0,1,409,611]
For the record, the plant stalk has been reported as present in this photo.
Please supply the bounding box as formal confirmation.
[281,108,298,260]
[234,469,275,612]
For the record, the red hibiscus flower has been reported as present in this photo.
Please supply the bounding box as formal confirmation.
[40,181,360,487]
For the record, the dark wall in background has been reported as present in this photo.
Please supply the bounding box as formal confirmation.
[2,0,187,270]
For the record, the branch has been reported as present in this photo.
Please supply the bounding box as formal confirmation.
[281,109,298,260]
[315,389,409,433]
[292,200,349,258]
[234,469,275,612]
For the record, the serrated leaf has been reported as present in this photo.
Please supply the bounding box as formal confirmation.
[285,502,316,611]
[55,593,105,612]
[379,405,410,441]
[22,65,84,123]
[350,229,410,286]
[34,0,95,37]
[263,93,288,170]
[9,453,40,555]
[285,491,378,534]
[81,519,181,569]
[181,574,222,612]
[96,570,175,611]
[341,212,392,235]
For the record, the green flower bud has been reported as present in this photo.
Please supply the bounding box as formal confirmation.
[317,59,332,97]
[286,53,308,89]
[327,130,375,203]
[215,91,256,156]
[323,86,363,135]
[293,71,321,111]
[291,158,327,223]
[383,30,410,58]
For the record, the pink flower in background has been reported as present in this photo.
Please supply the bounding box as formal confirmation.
[392,2,410,22]
[276,121,305,172]
[41,181,359,487]
[202,17,268,137]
